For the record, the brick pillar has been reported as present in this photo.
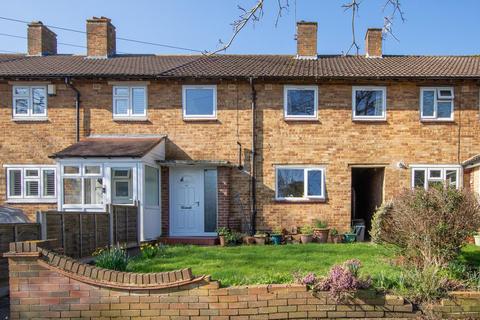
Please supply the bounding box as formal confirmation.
[161,167,170,236]
[217,167,231,229]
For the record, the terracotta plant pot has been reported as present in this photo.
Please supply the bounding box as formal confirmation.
[300,234,313,244]
[314,228,330,243]
[243,236,256,245]
[331,234,343,244]
[219,235,226,247]
[254,235,266,245]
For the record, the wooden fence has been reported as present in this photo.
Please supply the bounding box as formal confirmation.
[0,223,40,281]
[36,204,139,258]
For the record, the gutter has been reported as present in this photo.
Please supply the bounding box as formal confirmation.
[64,78,81,142]
[249,77,257,235]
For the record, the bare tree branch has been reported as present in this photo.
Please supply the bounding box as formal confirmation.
[382,0,406,41]
[342,0,360,55]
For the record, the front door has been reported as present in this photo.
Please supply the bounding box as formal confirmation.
[170,168,205,236]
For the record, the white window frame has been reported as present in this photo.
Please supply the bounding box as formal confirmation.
[352,86,387,121]
[4,165,56,203]
[112,85,148,120]
[410,165,462,190]
[283,85,318,120]
[275,165,326,201]
[182,85,217,120]
[61,163,104,210]
[420,87,454,121]
[112,168,133,204]
[12,85,48,120]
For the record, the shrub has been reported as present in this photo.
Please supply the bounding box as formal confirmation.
[140,242,167,259]
[299,225,313,235]
[313,219,328,229]
[94,246,129,271]
[371,187,480,268]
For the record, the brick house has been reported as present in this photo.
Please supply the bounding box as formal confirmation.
[1,17,479,241]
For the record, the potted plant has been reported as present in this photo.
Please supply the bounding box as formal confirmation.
[343,228,357,243]
[254,231,267,245]
[330,228,343,244]
[474,231,480,247]
[270,227,283,245]
[243,234,256,245]
[217,227,230,247]
[313,219,330,243]
[299,225,313,244]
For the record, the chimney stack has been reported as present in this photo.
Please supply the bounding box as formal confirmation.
[86,17,116,58]
[365,28,383,58]
[27,21,57,56]
[296,21,317,59]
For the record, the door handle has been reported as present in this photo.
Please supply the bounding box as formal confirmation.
[181,206,192,209]
[195,201,200,207]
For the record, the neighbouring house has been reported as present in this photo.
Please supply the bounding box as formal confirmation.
[0,17,479,242]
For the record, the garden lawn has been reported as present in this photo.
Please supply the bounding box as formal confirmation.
[128,243,401,286]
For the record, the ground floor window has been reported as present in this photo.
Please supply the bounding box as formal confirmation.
[112,168,133,204]
[275,166,325,200]
[62,164,103,208]
[5,165,56,202]
[411,166,460,190]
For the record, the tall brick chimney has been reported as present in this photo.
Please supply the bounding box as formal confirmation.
[296,21,317,59]
[27,21,57,56]
[365,28,383,58]
[86,17,116,58]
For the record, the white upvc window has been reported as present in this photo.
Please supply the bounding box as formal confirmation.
[420,87,454,121]
[275,165,326,201]
[112,86,147,119]
[5,165,56,202]
[12,86,47,120]
[284,85,318,120]
[411,165,461,190]
[352,86,387,121]
[182,85,217,120]
[62,164,103,208]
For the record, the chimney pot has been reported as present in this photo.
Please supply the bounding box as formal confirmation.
[296,21,317,59]
[86,16,116,58]
[365,28,383,58]
[27,21,57,56]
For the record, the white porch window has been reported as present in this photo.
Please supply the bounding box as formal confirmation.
[275,166,325,201]
[182,85,217,120]
[352,86,387,121]
[4,165,56,202]
[112,86,147,120]
[112,168,133,204]
[62,164,103,209]
[12,86,47,120]
[420,87,454,121]
[411,165,461,190]
[284,85,318,120]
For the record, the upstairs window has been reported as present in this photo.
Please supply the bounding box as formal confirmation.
[275,166,325,201]
[182,85,217,120]
[420,87,454,121]
[352,86,387,121]
[6,166,56,202]
[12,86,47,120]
[112,86,147,119]
[411,166,460,190]
[284,85,318,120]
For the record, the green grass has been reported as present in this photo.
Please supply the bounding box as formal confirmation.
[127,243,401,286]
[458,244,480,267]
[127,243,480,287]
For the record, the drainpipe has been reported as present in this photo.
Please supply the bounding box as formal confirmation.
[249,77,257,235]
[64,77,81,142]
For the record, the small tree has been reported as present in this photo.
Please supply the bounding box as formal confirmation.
[372,186,480,268]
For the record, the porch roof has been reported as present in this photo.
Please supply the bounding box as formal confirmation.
[158,160,235,167]
[462,154,480,169]
[50,136,165,159]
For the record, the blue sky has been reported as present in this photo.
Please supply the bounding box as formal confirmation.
[0,0,479,56]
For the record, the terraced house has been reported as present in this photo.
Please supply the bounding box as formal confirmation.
[1,17,479,242]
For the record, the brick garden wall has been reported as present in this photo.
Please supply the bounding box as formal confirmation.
[7,240,480,319]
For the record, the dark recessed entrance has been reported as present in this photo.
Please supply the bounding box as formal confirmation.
[351,167,385,240]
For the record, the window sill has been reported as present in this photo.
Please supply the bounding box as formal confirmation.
[12,117,49,122]
[274,198,326,204]
[6,198,57,204]
[113,116,149,122]
[352,118,387,122]
[284,117,318,122]
[420,119,455,123]
[183,117,218,122]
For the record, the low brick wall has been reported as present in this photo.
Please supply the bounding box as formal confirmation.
[6,240,480,319]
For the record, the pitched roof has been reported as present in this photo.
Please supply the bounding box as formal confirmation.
[0,54,479,79]
[50,136,165,158]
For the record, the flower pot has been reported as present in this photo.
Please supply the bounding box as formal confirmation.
[300,234,313,244]
[331,234,343,244]
[243,236,256,245]
[474,235,480,247]
[344,233,357,243]
[254,235,266,245]
[271,234,282,245]
[219,235,226,247]
[314,228,330,243]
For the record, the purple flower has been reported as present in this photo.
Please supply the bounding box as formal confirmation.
[302,273,317,286]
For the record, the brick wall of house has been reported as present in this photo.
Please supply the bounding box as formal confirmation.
[1,79,479,233]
